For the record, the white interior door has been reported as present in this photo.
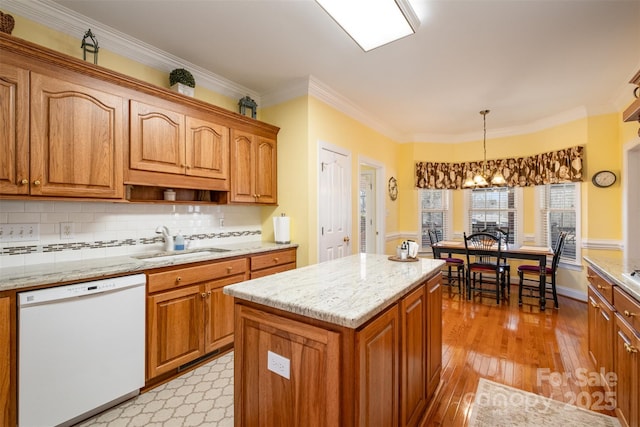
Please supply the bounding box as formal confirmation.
[319,143,351,262]
[360,169,376,253]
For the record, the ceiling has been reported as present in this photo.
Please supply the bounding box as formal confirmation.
[49,0,640,142]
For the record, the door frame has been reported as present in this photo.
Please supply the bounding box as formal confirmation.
[318,141,352,262]
[623,137,640,259]
[358,155,386,254]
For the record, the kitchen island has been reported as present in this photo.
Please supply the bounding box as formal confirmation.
[224,253,445,427]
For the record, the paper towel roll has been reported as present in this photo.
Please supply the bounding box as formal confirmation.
[273,216,291,244]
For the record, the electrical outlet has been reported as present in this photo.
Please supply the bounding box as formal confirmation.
[267,351,290,379]
[60,222,75,239]
[0,223,40,242]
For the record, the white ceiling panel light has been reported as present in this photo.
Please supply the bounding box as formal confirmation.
[316,0,420,52]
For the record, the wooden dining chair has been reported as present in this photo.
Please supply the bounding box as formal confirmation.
[517,231,568,309]
[463,232,508,304]
[428,229,465,293]
[481,227,511,296]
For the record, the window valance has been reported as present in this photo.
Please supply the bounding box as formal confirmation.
[415,145,584,189]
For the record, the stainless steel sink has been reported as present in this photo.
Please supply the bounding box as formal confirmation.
[134,248,230,263]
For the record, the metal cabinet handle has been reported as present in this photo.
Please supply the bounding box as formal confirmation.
[273,257,279,263]
[201,292,206,298]
[226,266,233,273]
[176,276,182,283]
[20,179,28,185]
[33,180,41,186]
[590,300,599,309]
[624,310,637,318]
[624,342,638,354]
[207,291,211,296]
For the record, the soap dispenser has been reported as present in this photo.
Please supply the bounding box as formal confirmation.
[175,231,185,251]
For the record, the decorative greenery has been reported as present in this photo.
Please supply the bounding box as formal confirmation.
[169,68,195,88]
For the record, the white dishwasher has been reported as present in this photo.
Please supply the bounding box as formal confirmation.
[18,274,146,427]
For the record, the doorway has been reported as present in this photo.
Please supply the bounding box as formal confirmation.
[624,138,640,258]
[318,142,352,263]
[358,156,385,255]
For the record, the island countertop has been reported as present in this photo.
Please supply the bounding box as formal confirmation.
[223,253,445,328]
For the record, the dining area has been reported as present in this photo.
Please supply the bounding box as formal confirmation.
[428,229,568,311]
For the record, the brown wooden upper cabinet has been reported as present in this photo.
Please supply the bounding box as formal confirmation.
[1,63,124,198]
[128,100,230,191]
[230,129,277,204]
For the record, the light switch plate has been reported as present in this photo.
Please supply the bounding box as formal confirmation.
[0,223,40,242]
[267,350,290,379]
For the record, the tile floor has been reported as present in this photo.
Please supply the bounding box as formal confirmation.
[76,352,234,427]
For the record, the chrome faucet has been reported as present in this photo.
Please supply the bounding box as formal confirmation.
[155,225,174,251]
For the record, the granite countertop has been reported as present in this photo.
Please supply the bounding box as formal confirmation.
[0,242,298,292]
[224,253,445,329]
[583,255,640,302]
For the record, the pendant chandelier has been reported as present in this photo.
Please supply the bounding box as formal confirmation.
[463,109,506,188]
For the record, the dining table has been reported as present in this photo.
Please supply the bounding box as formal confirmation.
[431,240,554,310]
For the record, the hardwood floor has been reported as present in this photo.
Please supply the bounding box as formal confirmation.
[424,284,618,426]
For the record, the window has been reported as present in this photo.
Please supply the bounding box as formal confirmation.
[465,187,522,245]
[418,189,451,248]
[538,183,580,263]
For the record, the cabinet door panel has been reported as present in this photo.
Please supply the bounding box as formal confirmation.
[185,116,229,180]
[401,285,427,427]
[255,136,277,203]
[614,315,639,427]
[426,275,442,400]
[130,100,185,175]
[0,63,29,195]
[30,72,124,198]
[235,305,340,426]
[230,130,255,202]
[204,272,248,353]
[147,286,204,379]
[356,305,399,427]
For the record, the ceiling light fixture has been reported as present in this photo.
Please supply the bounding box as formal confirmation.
[316,0,419,52]
[463,110,506,189]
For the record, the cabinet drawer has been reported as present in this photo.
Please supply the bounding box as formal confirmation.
[251,249,296,272]
[148,258,248,293]
[614,286,640,333]
[250,262,296,279]
[587,267,614,305]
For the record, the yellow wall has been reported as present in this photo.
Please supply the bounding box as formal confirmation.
[11,14,239,112]
[261,96,311,266]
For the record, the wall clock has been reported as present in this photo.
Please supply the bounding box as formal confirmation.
[591,170,616,188]
[388,177,398,201]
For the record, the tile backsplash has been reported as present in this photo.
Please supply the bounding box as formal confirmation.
[0,200,262,268]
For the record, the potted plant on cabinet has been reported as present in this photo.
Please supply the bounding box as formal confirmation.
[169,68,195,97]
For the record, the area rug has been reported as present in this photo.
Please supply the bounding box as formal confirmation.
[468,378,621,427]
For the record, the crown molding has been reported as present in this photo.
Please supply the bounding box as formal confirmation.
[3,0,259,102]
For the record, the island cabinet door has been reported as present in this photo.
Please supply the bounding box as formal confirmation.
[356,305,400,427]
[234,305,340,426]
[426,274,442,401]
[400,284,427,427]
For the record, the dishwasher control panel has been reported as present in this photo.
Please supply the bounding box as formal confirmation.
[18,273,146,307]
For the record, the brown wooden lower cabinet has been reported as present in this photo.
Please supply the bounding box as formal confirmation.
[586,265,640,427]
[234,273,442,426]
[249,248,296,278]
[587,285,615,392]
[0,294,14,427]
[613,286,640,427]
[146,258,249,380]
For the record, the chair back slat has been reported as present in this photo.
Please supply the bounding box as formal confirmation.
[463,232,502,266]
[551,231,568,272]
